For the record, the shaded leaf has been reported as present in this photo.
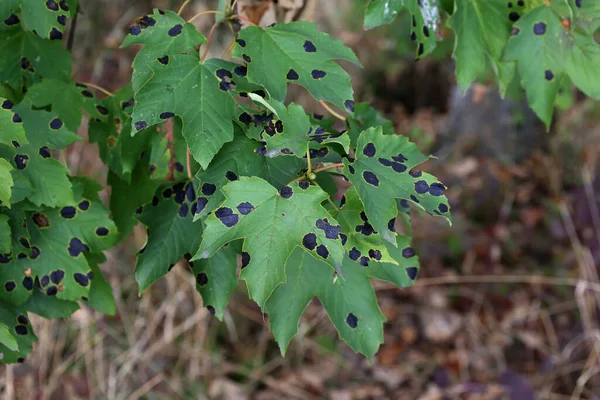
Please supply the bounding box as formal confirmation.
[0,303,36,363]
[84,252,116,315]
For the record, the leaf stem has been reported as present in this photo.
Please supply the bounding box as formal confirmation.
[177,0,191,15]
[312,162,344,175]
[221,36,237,58]
[186,149,193,180]
[306,149,312,175]
[80,82,114,97]
[188,10,225,23]
[201,18,225,62]
[319,100,346,121]
[230,0,239,10]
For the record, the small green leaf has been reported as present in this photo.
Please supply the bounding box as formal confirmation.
[19,0,71,41]
[343,127,450,245]
[0,322,18,352]
[0,214,11,253]
[258,99,312,158]
[265,248,385,359]
[233,21,360,112]
[194,177,345,307]
[192,242,240,320]
[368,236,420,289]
[0,99,28,147]
[0,209,33,306]
[23,289,79,319]
[134,181,203,293]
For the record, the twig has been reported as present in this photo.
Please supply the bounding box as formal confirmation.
[188,10,225,23]
[66,1,79,51]
[312,162,344,175]
[201,19,225,62]
[80,82,114,97]
[319,100,346,121]
[221,37,237,59]
[230,0,240,10]
[177,0,191,16]
[186,149,193,180]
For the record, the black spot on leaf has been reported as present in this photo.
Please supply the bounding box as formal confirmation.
[410,32,417,41]
[303,40,316,52]
[4,281,16,292]
[423,26,430,37]
[196,197,208,214]
[533,22,546,35]
[402,247,416,258]
[60,206,76,219]
[179,203,189,217]
[1,100,13,109]
[368,249,382,260]
[393,154,408,162]
[185,183,195,202]
[241,251,250,268]
[378,158,393,167]
[50,118,63,130]
[280,186,293,199]
[134,121,147,131]
[59,0,69,11]
[340,233,347,245]
[77,201,88,211]
[4,14,20,25]
[57,15,66,25]
[68,238,89,257]
[409,169,422,178]
[299,181,309,190]
[12,114,22,123]
[33,213,50,228]
[96,227,109,236]
[46,286,57,296]
[388,218,396,232]
[349,247,361,261]
[236,39,246,47]
[168,24,183,36]
[429,182,445,196]
[239,112,252,125]
[17,315,28,325]
[39,147,51,158]
[363,171,379,186]
[157,55,169,65]
[215,207,238,227]
[129,25,142,35]
[406,267,418,280]
[348,165,355,174]
[234,66,247,76]
[410,194,420,203]
[392,162,407,173]
[316,245,329,259]
[22,277,33,290]
[50,270,64,284]
[346,313,358,329]
[41,275,50,287]
[417,43,424,56]
[160,111,175,119]
[242,54,252,63]
[225,171,238,181]
[316,218,340,239]
[438,203,448,213]
[414,180,430,194]
[363,143,376,157]
[207,305,216,315]
[202,183,216,196]
[196,273,208,286]
[509,12,520,22]
[74,272,89,287]
[15,325,27,335]
[359,256,369,266]
[545,69,554,81]
[49,28,63,40]
[302,233,317,250]
[122,98,134,109]
[237,202,254,215]
[311,70,326,79]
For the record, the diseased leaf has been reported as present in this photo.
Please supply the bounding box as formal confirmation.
[232,21,360,112]
[0,209,34,306]
[25,178,118,302]
[0,159,14,206]
[335,187,397,266]
[194,177,345,306]
[346,102,394,150]
[449,0,515,95]
[364,0,403,29]
[0,215,10,253]
[134,181,203,293]
[17,0,71,41]
[0,304,36,363]
[343,127,450,245]
[23,289,79,319]
[84,252,116,315]
[265,248,385,359]
[0,322,18,352]
[192,242,240,320]
[0,98,27,147]
[367,235,420,289]
[505,5,600,127]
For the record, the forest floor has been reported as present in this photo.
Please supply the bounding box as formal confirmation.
[2,0,600,399]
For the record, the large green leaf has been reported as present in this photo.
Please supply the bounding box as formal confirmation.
[343,127,450,245]
[0,30,71,90]
[264,248,385,359]
[505,5,600,127]
[25,178,118,302]
[335,187,397,266]
[192,242,240,320]
[449,0,515,94]
[134,180,203,293]
[194,177,345,306]
[0,159,14,206]
[0,304,36,363]
[232,21,360,112]
[129,55,238,169]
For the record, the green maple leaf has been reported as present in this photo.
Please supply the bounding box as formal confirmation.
[194,177,345,306]
[0,304,36,363]
[0,29,71,90]
[0,159,14,206]
[264,248,385,359]
[363,0,439,59]
[343,127,450,245]
[134,180,203,293]
[448,0,515,95]
[505,5,600,127]
[335,187,397,266]
[22,289,79,319]
[1,0,71,40]
[25,178,118,302]
[232,21,360,112]
[192,242,240,320]
[367,235,421,289]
